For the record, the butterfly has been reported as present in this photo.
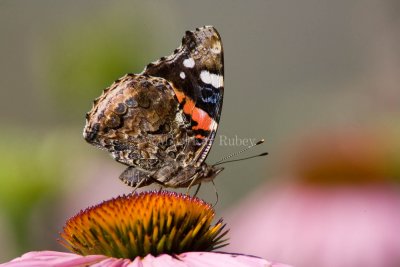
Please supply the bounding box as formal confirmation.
[83,26,224,189]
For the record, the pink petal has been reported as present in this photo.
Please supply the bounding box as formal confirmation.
[90,258,132,267]
[0,251,107,267]
[139,252,290,267]
[1,251,292,267]
[138,254,188,267]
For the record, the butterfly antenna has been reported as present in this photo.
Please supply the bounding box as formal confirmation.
[213,139,266,166]
[214,152,268,166]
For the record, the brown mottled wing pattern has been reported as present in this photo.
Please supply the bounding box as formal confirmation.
[83,74,184,171]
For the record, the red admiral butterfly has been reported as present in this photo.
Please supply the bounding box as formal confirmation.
[83,26,224,189]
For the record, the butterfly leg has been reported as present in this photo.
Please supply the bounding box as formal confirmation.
[131,177,148,194]
[191,183,202,197]
[185,178,202,196]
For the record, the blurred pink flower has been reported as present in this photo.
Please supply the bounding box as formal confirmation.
[225,129,400,267]
[226,184,400,267]
[0,250,290,267]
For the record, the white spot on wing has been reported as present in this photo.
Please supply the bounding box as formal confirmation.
[180,72,186,79]
[200,70,223,88]
[210,73,223,88]
[183,58,195,68]
[200,70,211,84]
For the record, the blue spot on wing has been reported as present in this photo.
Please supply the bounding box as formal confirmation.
[201,86,219,104]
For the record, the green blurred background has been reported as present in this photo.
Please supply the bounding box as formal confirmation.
[0,0,399,262]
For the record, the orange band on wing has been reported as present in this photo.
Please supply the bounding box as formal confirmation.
[183,98,196,114]
[174,89,185,103]
[191,106,213,131]
[172,87,214,133]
